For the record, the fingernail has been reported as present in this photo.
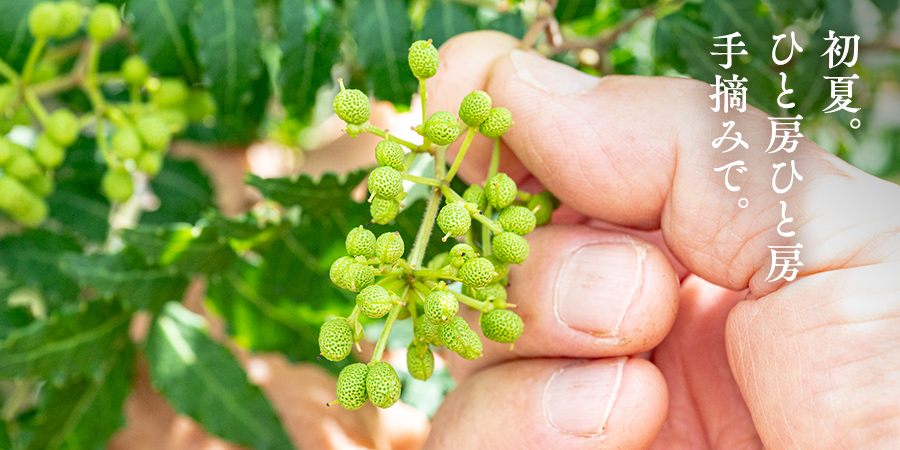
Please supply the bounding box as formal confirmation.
[555,244,643,337]
[510,49,601,96]
[544,358,626,436]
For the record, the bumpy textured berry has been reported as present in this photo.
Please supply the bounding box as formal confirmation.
[462,184,486,211]
[318,318,353,361]
[485,173,517,210]
[122,55,150,87]
[467,282,507,304]
[375,140,404,170]
[486,255,509,283]
[87,3,121,42]
[413,315,438,344]
[437,202,471,238]
[424,290,458,325]
[136,115,172,150]
[370,196,400,224]
[459,328,483,360]
[458,257,496,288]
[449,243,477,268]
[34,134,64,168]
[343,262,374,292]
[528,191,557,226]
[336,363,368,410]
[479,107,512,139]
[333,89,370,125]
[46,109,79,147]
[356,285,393,319]
[437,316,469,354]
[367,166,402,199]
[375,232,404,263]
[112,127,142,160]
[366,362,401,408]
[480,310,524,343]
[498,205,536,235]
[54,1,83,39]
[458,90,492,128]
[329,256,354,289]
[492,232,529,264]
[345,226,376,257]
[408,40,439,79]
[407,341,435,381]
[424,111,460,146]
[29,3,61,38]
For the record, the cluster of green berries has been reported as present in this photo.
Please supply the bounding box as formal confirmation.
[320,39,558,411]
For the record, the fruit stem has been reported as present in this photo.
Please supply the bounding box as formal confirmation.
[419,77,427,125]
[22,89,48,125]
[481,139,502,255]
[516,189,533,201]
[0,57,19,83]
[371,290,406,363]
[444,127,477,182]
[365,124,428,153]
[421,279,492,313]
[20,37,47,85]
[472,210,503,235]
[411,268,460,281]
[401,172,441,187]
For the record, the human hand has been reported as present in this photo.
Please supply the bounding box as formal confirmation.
[422,31,900,449]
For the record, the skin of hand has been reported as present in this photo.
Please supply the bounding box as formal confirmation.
[422,31,900,449]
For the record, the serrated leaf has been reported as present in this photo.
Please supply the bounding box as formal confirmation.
[0,301,130,383]
[142,158,215,225]
[0,230,81,310]
[279,0,341,120]
[146,302,294,450]
[417,1,477,48]
[350,0,417,104]
[128,0,200,80]
[0,0,40,70]
[555,0,598,23]
[246,170,368,218]
[122,223,237,274]
[24,347,133,450]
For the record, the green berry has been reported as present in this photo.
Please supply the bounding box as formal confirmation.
[462,184,486,211]
[137,151,164,175]
[102,169,133,202]
[0,176,47,226]
[408,39,439,79]
[366,362,401,408]
[406,341,435,381]
[345,225,376,257]
[152,79,189,107]
[528,191,557,226]
[336,363,368,411]
[34,133,64,168]
[375,232,405,263]
[479,107,512,139]
[29,3,61,39]
[449,243,477,268]
[458,257,496,288]
[356,285,393,319]
[0,84,18,114]
[136,115,172,150]
[122,55,150,87]
[318,318,353,362]
[184,91,217,122]
[459,328,483,360]
[459,90,492,128]
[498,205,536,235]
[329,256,354,289]
[0,139,24,166]
[480,310,524,344]
[370,196,400,224]
[343,262,374,292]
[46,109,79,147]
[492,231,529,264]
[467,282,507,304]
[486,255,509,283]
[413,315,438,344]
[375,140,404,170]
[424,111,460,146]
[368,166,402,199]
[424,290,458,325]
[32,60,59,84]
[485,173,516,210]
[437,202,471,239]
[24,172,54,197]
[112,127,142,160]
[437,316,481,359]
[5,154,41,180]
[54,1,83,39]
[333,88,370,125]
[87,3,121,42]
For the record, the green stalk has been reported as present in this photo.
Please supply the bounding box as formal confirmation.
[23,89,48,125]
[0,58,19,83]
[482,139,502,255]
[20,37,47,85]
[401,172,441,187]
[370,292,406,363]
[419,77,427,124]
[445,127,477,182]
[365,124,427,152]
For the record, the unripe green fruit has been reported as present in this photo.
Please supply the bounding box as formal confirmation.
[480,309,524,344]
[356,285,393,319]
[87,3,121,42]
[336,363,368,410]
[152,79,189,107]
[413,315,438,344]
[34,134,64,168]
[424,290,458,325]
[54,1,83,39]
[408,40,439,79]
[366,362,401,408]
[437,202,470,239]
[375,232,405,263]
[462,184,486,211]
[458,257,496,288]
[6,154,41,180]
[486,255,509,283]
[437,316,480,358]
[370,196,400,224]
[333,89,369,125]
[102,169,133,202]
[122,55,150,87]
[406,341,435,381]
[136,115,172,150]
[343,262,374,292]
[0,176,47,226]
[46,109,79,147]
[375,140,404,170]
[424,111,460,146]
[137,151,164,175]
[318,318,353,362]
[329,256,354,289]
[14,196,49,227]
[29,3,62,39]
[184,91,217,121]
[459,90,492,128]
[459,328,483,360]
[485,173,516,210]
[528,191,557,226]
[467,282,507,304]
[345,225,376,257]
[112,127,142,160]
[367,166,402,199]
[498,205,536,235]
[449,243,477,268]
[32,60,59,84]
[24,172,54,197]
[479,107,512,139]
[492,231,530,264]
[0,84,17,115]
[0,139,25,166]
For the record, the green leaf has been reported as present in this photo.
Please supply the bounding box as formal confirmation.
[871,0,899,15]
[141,158,215,225]
[0,305,33,340]
[701,0,773,57]
[0,230,81,310]
[24,347,133,450]
[47,138,112,243]
[0,0,39,71]
[0,301,131,383]
[128,0,200,80]
[279,0,341,120]
[245,170,368,218]
[350,0,417,104]
[122,223,237,274]
[482,10,528,39]
[146,302,294,450]
[555,0,598,23]
[417,1,477,48]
